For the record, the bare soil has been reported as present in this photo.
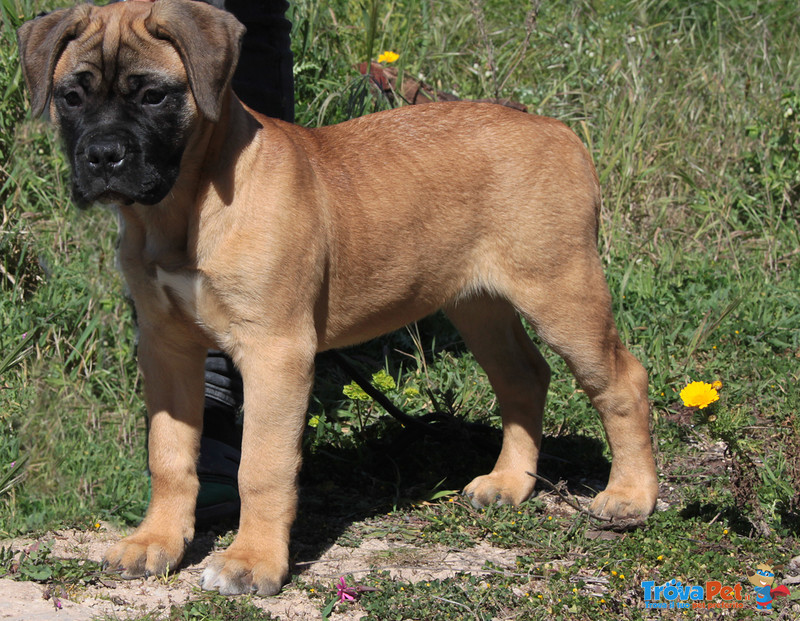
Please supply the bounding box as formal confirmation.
[0,520,529,620]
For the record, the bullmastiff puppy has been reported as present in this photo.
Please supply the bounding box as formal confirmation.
[18,0,658,596]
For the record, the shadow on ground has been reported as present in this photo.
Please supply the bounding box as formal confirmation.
[188,316,613,571]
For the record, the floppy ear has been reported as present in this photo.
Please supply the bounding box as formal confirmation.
[17,5,92,117]
[145,0,245,122]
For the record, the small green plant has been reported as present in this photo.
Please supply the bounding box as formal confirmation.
[0,539,107,612]
[114,594,280,621]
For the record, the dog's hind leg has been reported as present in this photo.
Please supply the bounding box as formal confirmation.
[504,258,658,518]
[446,295,550,507]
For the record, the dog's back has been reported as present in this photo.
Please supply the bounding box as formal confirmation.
[246,102,603,349]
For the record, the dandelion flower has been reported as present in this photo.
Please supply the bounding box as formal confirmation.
[712,380,723,390]
[377,50,399,64]
[680,381,719,409]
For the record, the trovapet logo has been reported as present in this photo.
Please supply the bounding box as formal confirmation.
[641,579,748,611]
[641,563,793,612]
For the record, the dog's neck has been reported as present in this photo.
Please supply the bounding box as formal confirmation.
[198,92,263,206]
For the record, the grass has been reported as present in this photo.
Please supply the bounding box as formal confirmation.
[1,0,799,619]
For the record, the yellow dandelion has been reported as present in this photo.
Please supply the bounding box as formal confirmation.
[723,529,728,535]
[377,50,400,64]
[657,555,664,561]
[712,380,723,390]
[680,381,719,409]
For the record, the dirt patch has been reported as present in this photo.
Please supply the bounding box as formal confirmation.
[0,522,524,621]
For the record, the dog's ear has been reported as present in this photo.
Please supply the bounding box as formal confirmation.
[146,0,245,122]
[17,5,92,117]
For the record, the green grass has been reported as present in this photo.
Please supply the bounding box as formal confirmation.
[2,0,800,619]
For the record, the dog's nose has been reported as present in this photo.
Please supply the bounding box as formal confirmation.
[85,139,127,174]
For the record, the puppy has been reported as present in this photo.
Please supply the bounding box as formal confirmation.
[18,0,658,595]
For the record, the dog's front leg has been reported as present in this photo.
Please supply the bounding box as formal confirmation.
[104,329,206,578]
[200,335,315,596]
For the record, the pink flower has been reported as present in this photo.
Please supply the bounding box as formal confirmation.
[337,576,357,603]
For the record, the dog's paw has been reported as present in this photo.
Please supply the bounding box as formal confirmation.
[463,471,535,508]
[589,484,657,519]
[104,532,187,579]
[200,546,288,596]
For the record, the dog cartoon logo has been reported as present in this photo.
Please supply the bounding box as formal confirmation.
[748,563,790,610]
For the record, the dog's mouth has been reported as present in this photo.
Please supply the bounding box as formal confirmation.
[70,159,177,207]
[72,180,165,208]
[95,190,136,206]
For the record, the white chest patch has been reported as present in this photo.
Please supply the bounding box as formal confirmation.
[154,266,203,320]
[153,266,233,341]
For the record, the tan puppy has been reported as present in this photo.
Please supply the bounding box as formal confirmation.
[18,0,658,596]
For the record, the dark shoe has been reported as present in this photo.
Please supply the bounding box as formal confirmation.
[196,436,241,526]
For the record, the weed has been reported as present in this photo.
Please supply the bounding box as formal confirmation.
[0,539,106,599]
[110,594,280,621]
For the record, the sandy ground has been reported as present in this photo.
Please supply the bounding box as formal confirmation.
[0,522,525,621]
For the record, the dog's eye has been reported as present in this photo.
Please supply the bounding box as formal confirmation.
[141,90,167,107]
[63,91,83,108]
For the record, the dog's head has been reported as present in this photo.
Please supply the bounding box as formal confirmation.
[17,0,244,206]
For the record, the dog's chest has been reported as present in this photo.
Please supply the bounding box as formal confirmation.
[121,251,231,347]
[117,210,232,344]
[152,267,232,341]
